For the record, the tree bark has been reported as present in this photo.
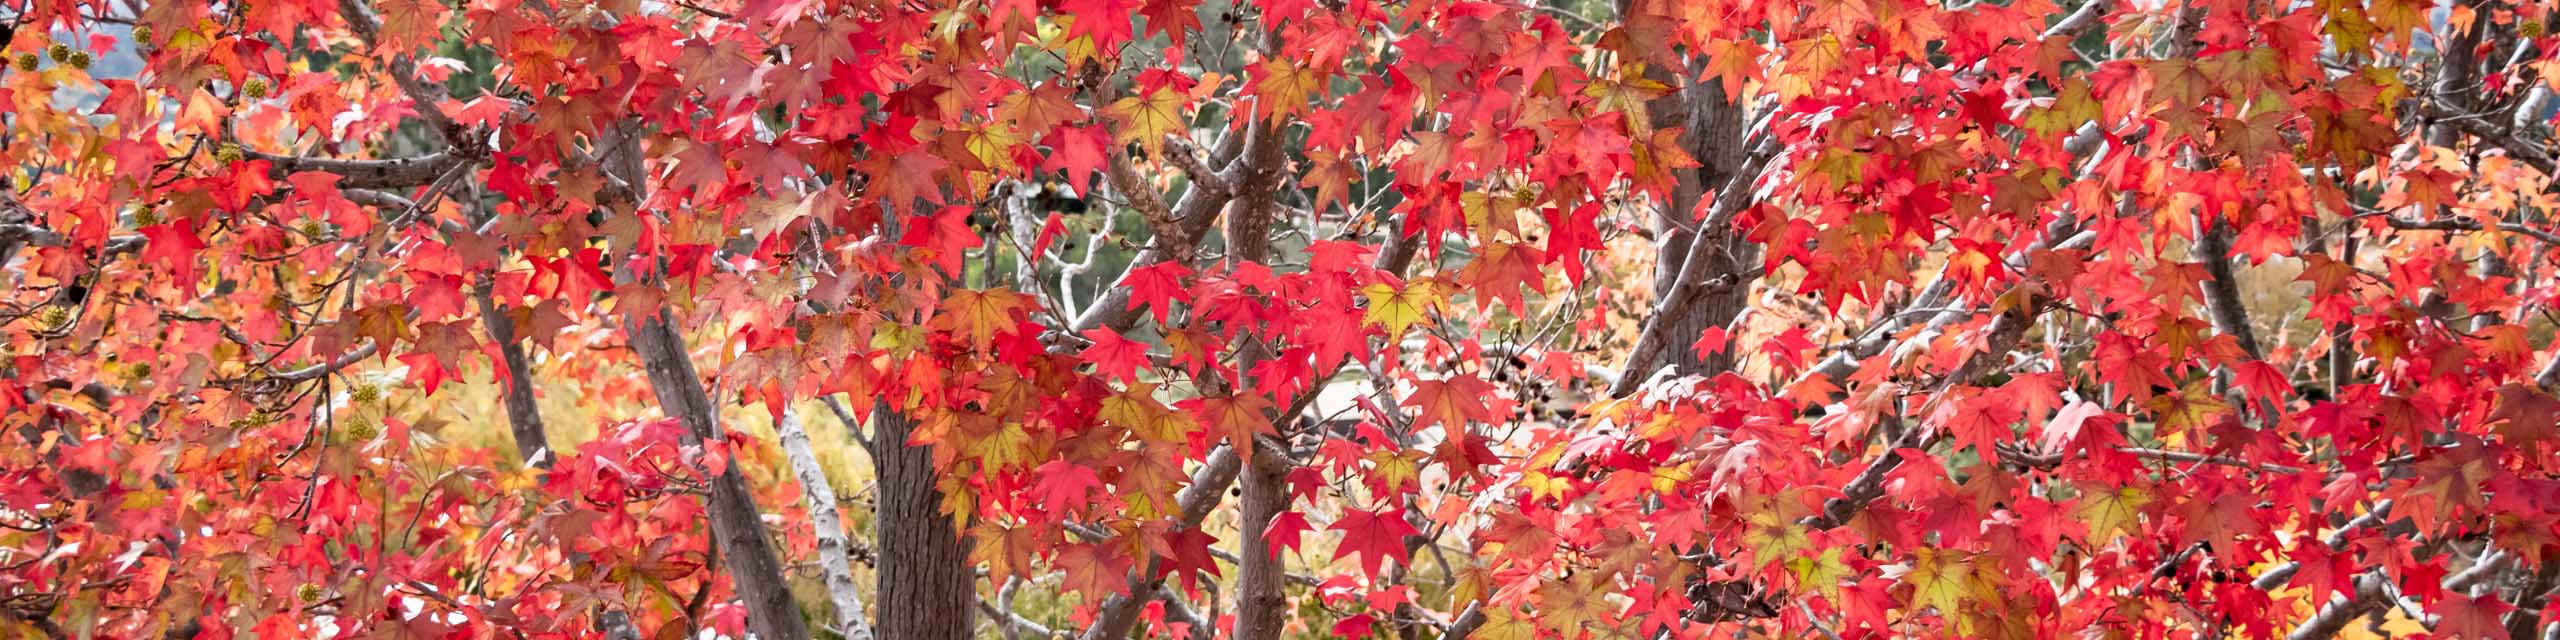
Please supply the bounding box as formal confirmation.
[869,400,978,640]
[473,279,551,468]
[626,310,812,640]
[1220,117,1299,640]
[1605,23,1768,395]
[1644,75,1755,378]
[2194,221,2262,362]
[780,409,876,640]
[1227,436,1291,640]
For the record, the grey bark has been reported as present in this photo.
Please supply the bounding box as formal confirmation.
[1607,62,1762,396]
[1221,117,1297,640]
[1227,436,1292,640]
[473,281,551,468]
[626,310,812,640]
[2194,220,2263,362]
[779,409,875,640]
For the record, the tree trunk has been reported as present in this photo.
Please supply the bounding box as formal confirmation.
[869,400,978,640]
[1220,126,1295,640]
[626,310,812,640]
[1649,73,1754,377]
[1227,437,1291,640]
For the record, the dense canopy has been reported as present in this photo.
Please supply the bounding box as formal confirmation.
[6,0,2560,638]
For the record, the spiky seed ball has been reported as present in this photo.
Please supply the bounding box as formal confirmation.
[243,78,269,99]
[46,44,69,63]
[215,143,244,164]
[12,54,36,72]
[296,584,324,603]
[343,418,381,442]
[66,52,90,70]
[131,26,154,45]
[131,204,160,226]
[36,306,70,330]
[350,383,382,405]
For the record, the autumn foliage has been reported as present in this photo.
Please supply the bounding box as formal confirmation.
[7,0,2560,638]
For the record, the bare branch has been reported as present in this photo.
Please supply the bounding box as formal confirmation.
[1609,131,1782,396]
[778,409,875,640]
[2043,0,2114,40]
[2381,215,2560,248]
[241,149,467,191]
[978,600,1061,638]
[269,340,379,381]
[335,0,470,143]
[1163,134,1231,198]
[1440,603,1487,640]
[2195,219,2264,360]
[473,279,551,468]
[2255,500,2394,590]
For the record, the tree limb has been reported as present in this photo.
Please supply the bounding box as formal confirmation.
[2381,215,2560,248]
[335,0,470,144]
[625,310,812,640]
[1608,130,1781,396]
[473,278,551,469]
[240,149,468,191]
[778,408,876,640]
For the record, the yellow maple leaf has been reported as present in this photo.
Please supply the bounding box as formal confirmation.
[1787,547,1853,601]
[1108,87,1188,155]
[1253,57,1325,122]
[1904,548,1995,620]
[1361,280,1444,337]
[935,288,1029,352]
[2074,483,2151,544]
[1536,572,1615,636]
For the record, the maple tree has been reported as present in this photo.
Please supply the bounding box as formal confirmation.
[6,0,2560,637]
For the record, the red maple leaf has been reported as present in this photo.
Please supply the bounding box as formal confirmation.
[1080,328,1153,383]
[1330,506,1419,578]
[1124,262,1194,323]
[2433,592,2514,640]
[1264,510,1313,560]
[1029,460,1104,513]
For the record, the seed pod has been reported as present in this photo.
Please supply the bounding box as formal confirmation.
[131,26,154,45]
[37,306,71,330]
[215,143,244,164]
[343,418,381,442]
[243,78,270,99]
[13,53,37,72]
[66,51,89,70]
[46,44,70,63]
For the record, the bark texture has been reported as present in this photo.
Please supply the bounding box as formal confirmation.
[1227,437,1292,640]
[473,281,551,468]
[1222,118,1296,640]
[626,310,811,640]
[780,409,876,640]
[1645,76,1756,378]
[869,401,978,640]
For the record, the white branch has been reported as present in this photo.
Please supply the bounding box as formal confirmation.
[779,409,874,640]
